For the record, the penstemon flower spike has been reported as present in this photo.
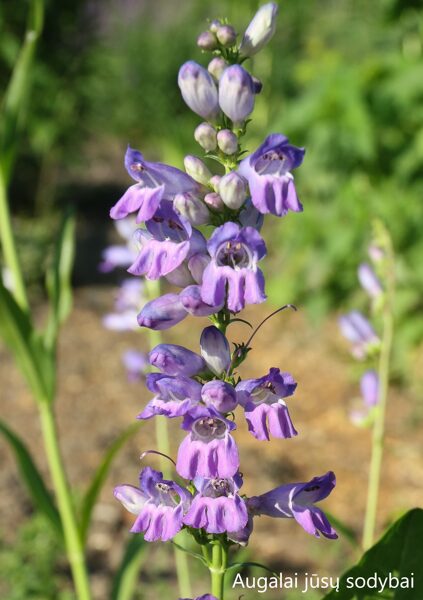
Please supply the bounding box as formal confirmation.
[111,4,338,599]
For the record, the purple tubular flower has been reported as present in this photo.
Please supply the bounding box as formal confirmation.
[176,407,239,479]
[200,326,231,375]
[248,471,337,539]
[137,293,187,330]
[114,467,191,542]
[99,244,135,273]
[122,350,148,382]
[360,369,379,408]
[201,222,267,313]
[201,380,238,413]
[218,65,255,123]
[128,202,206,279]
[236,368,297,441]
[338,310,379,359]
[178,61,219,120]
[149,344,206,377]
[138,373,202,419]
[238,134,305,217]
[358,263,383,298]
[183,474,248,534]
[179,285,223,316]
[110,147,198,222]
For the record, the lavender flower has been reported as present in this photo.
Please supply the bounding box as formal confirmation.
[239,2,279,57]
[137,293,187,330]
[178,61,219,120]
[236,368,297,441]
[218,65,255,124]
[339,310,380,359]
[122,350,149,382]
[183,474,248,534]
[179,285,223,316]
[238,134,305,216]
[138,373,202,419]
[358,263,383,299]
[114,467,191,542]
[176,407,239,479]
[248,472,337,539]
[201,380,238,413]
[360,369,379,408]
[200,222,266,312]
[110,146,198,222]
[149,343,206,377]
[99,244,135,273]
[200,326,231,375]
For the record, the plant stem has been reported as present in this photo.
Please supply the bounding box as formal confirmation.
[362,236,395,550]
[144,279,192,598]
[39,400,91,600]
[210,540,227,600]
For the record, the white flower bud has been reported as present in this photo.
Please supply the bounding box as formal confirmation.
[239,2,279,57]
[208,57,227,81]
[184,155,212,185]
[217,129,238,155]
[174,192,210,226]
[218,172,248,210]
[194,122,217,152]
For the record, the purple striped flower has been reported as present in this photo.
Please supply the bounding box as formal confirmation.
[183,474,248,534]
[236,368,297,441]
[138,373,202,419]
[114,467,191,542]
[238,134,304,217]
[110,146,198,223]
[200,222,266,313]
[248,471,337,539]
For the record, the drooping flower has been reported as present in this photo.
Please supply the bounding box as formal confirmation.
[248,471,338,539]
[179,285,224,316]
[149,343,206,377]
[176,407,239,479]
[200,222,267,312]
[114,467,191,542]
[236,368,297,441]
[110,146,198,222]
[338,310,380,359]
[218,65,255,124]
[239,2,279,57]
[358,263,383,299]
[238,134,305,217]
[138,373,202,419]
[137,293,187,330]
[200,326,231,375]
[178,61,219,120]
[183,474,248,534]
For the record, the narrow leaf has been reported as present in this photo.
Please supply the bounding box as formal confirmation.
[0,419,62,535]
[111,535,147,600]
[79,422,141,543]
[170,540,208,566]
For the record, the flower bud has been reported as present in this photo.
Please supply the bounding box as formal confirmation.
[180,284,223,316]
[178,61,219,120]
[360,370,379,408]
[197,30,217,51]
[216,24,237,47]
[202,380,238,413]
[208,57,227,81]
[239,2,279,57]
[218,172,248,210]
[200,325,231,375]
[149,343,206,377]
[174,192,210,226]
[252,76,263,94]
[218,65,255,123]
[194,122,217,151]
[358,263,383,299]
[137,293,187,330]
[188,252,210,283]
[209,19,221,33]
[184,155,212,185]
[209,174,222,192]
[204,192,224,210]
[216,129,238,155]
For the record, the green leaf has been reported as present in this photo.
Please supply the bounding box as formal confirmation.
[0,419,62,536]
[45,210,76,350]
[79,422,141,544]
[111,535,147,600]
[322,508,423,599]
[0,278,50,402]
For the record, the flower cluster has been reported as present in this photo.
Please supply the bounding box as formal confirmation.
[111,4,337,597]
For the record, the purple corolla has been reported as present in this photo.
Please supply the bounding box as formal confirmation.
[114,467,191,542]
[137,293,187,330]
[178,61,219,120]
[238,134,305,217]
[201,380,238,413]
[200,222,266,313]
[236,368,297,441]
[200,326,231,376]
[110,146,198,223]
[176,407,239,479]
[339,310,380,359]
[248,471,337,539]
[149,343,205,377]
[218,65,255,124]
[183,474,248,534]
[138,373,202,419]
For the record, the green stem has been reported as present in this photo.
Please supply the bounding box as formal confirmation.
[210,540,227,600]
[362,241,395,550]
[144,279,192,598]
[39,400,91,600]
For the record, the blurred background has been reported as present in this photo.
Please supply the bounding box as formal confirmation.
[1,0,423,598]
